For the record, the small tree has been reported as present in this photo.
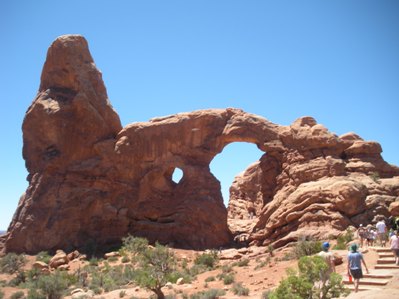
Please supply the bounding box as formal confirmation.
[269,255,349,299]
[134,242,176,299]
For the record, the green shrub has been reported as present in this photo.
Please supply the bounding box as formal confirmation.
[10,291,25,299]
[26,289,46,299]
[34,270,73,299]
[261,290,272,299]
[231,282,249,296]
[8,270,26,286]
[268,244,274,256]
[121,256,130,263]
[234,258,249,267]
[205,276,215,282]
[0,253,26,274]
[268,256,349,299]
[89,257,100,266]
[333,228,354,250]
[36,251,51,264]
[0,290,4,299]
[107,256,119,263]
[254,257,270,270]
[290,237,322,259]
[222,273,235,285]
[122,235,149,254]
[189,288,226,299]
[194,251,218,269]
[221,263,233,273]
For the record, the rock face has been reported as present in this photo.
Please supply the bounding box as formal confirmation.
[2,34,399,254]
[228,122,399,248]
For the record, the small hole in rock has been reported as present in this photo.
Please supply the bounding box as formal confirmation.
[172,167,183,184]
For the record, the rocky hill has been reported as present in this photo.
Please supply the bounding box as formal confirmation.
[1,34,398,254]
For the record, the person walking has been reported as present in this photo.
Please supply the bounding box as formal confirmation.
[357,224,367,248]
[389,230,399,265]
[318,242,336,288]
[347,244,369,293]
[376,218,387,247]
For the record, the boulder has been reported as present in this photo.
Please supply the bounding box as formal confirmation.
[32,261,49,271]
[389,201,399,216]
[67,250,80,261]
[49,250,68,269]
[104,251,120,259]
[176,277,184,285]
[220,249,243,260]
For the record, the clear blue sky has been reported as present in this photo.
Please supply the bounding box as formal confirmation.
[1,1,398,230]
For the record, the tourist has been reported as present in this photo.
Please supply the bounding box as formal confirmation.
[318,242,335,288]
[357,224,367,248]
[376,218,387,247]
[347,244,369,293]
[366,225,376,247]
[389,230,399,265]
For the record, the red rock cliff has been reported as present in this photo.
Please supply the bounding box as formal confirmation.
[2,35,399,254]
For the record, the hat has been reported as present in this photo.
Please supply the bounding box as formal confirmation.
[350,243,358,252]
[322,242,330,249]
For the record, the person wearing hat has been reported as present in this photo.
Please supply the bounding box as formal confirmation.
[318,242,335,287]
[347,244,369,293]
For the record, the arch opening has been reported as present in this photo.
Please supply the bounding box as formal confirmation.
[171,167,183,184]
[210,142,264,208]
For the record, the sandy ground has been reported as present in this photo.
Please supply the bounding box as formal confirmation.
[1,244,397,299]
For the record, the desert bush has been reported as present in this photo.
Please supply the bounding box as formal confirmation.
[231,282,250,296]
[26,289,46,299]
[89,257,100,266]
[189,288,226,299]
[333,228,354,250]
[0,253,26,274]
[194,251,218,269]
[268,244,274,256]
[261,290,272,299]
[119,290,126,298]
[268,255,349,299]
[89,264,132,293]
[121,255,130,263]
[35,271,71,299]
[234,258,249,267]
[220,263,233,273]
[0,290,4,299]
[8,270,26,286]
[255,257,270,270]
[219,273,235,285]
[36,251,51,264]
[122,235,149,254]
[205,276,215,282]
[290,237,322,259]
[10,291,25,299]
[223,273,235,285]
[107,256,119,263]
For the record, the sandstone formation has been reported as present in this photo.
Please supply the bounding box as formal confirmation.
[1,34,399,254]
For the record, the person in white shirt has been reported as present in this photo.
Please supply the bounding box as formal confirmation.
[389,230,399,265]
[376,218,387,247]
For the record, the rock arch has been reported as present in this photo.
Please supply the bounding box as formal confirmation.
[2,35,399,254]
